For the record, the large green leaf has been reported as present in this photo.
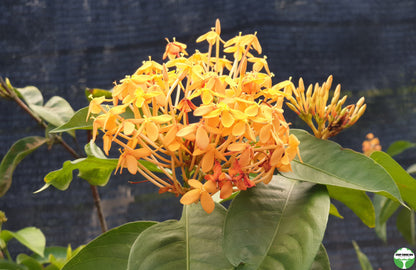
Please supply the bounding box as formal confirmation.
[370,151,416,211]
[396,207,415,245]
[0,227,45,257]
[309,244,331,270]
[30,96,75,128]
[327,186,375,227]
[62,221,156,270]
[127,203,233,270]
[0,136,48,197]
[43,157,119,190]
[386,140,416,157]
[282,130,402,204]
[352,241,373,270]
[50,107,93,133]
[223,176,330,270]
[373,194,400,242]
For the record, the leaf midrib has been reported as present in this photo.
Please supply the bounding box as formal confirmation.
[258,180,296,269]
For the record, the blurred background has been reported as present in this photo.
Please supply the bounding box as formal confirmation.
[1,0,416,268]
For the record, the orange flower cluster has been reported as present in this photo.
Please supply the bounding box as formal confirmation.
[286,76,367,139]
[88,19,300,213]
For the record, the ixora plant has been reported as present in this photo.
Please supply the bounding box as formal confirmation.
[1,19,416,269]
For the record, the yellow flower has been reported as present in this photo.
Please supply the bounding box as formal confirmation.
[115,148,152,175]
[163,38,188,60]
[89,19,302,213]
[180,179,218,214]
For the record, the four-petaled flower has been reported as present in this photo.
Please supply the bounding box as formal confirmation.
[180,179,218,214]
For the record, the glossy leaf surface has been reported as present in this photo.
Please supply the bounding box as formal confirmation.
[373,194,400,242]
[283,130,402,203]
[30,96,75,128]
[386,140,415,157]
[309,244,331,270]
[370,151,416,210]
[50,107,93,133]
[127,203,233,270]
[63,222,156,270]
[223,176,330,270]
[396,207,415,245]
[1,227,45,257]
[0,136,48,197]
[44,157,118,190]
[16,85,43,106]
[327,186,375,227]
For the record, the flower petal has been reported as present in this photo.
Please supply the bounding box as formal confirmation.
[221,110,234,128]
[200,191,215,214]
[232,121,246,137]
[201,149,215,172]
[124,121,136,136]
[203,180,217,193]
[180,189,201,205]
[227,143,247,152]
[188,179,203,189]
[220,181,233,199]
[145,121,159,141]
[126,154,138,174]
[196,126,209,150]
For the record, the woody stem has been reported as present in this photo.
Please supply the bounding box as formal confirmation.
[0,77,108,233]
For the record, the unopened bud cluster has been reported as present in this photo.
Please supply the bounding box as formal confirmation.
[286,76,366,140]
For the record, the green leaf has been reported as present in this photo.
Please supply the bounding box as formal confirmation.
[352,241,374,270]
[0,136,48,197]
[16,86,43,106]
[327,187,375,227]
[63,221,156,270]
[309,244,331,270]
[329,203,344,219]
[223,176,330,270]
[283,130,402,204]
[44,157,119,190]
[0,260,28,270]
[31,246,69,264]
[373,194,400,242]
[1,227,45,257]
[127,203,234,270]
[50,107,93,133]
[370,151,416,211]
[396,207,416,245]
[386,140,416,157]
[84,141,107,159]
[30,96,75,128]
[16,254,43,270]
